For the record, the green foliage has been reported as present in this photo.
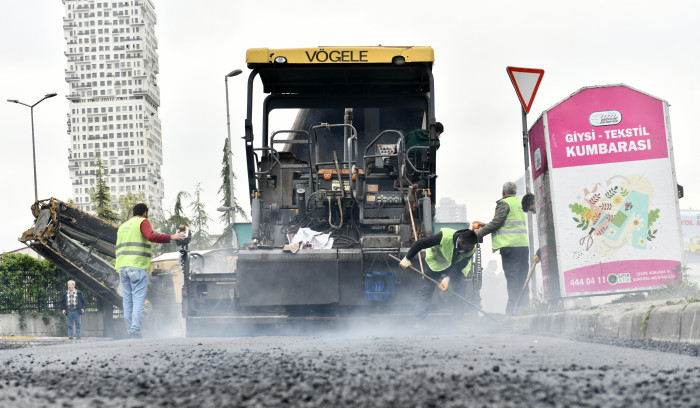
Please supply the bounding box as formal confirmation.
[116,191,148,223]
[640,305,656,332]
[645,264,700,301]
[647,228,658,241]
[569,203,585,215]
[647,208,660,227]
[0,254,70,313]
[189,183,212,250]
[164,191,191,230]
[158,190,192,254]
[88,156,118,223]
[216,139,248,248]
[517,292,562,315]
[573,217,590,231]
[219,138,233,225]
[605,186,619,198]
[618,264,700,305]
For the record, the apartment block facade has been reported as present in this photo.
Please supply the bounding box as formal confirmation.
[435,197,467,223]
[63,0,163,216]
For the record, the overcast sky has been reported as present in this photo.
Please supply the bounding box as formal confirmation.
[2,0,699,266]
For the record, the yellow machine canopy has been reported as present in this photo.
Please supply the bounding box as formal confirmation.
[247,46,434,66]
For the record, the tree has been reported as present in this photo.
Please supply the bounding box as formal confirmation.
[88,156,118,223]
[216,138,248,248]
[162,190,190,232]
[116,191,148,223]
[189,183,212,250]
[159,191,191,254]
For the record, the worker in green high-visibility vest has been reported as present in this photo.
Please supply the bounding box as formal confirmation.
[399,228,478,322]
[116,203,186,339]
[474,181,529,316]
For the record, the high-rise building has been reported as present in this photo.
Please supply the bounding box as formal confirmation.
[435,197,467,223]
[63,0,163,216]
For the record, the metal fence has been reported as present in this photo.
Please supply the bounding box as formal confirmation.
[0,270,102,314]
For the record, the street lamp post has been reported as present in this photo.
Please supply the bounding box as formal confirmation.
[225,69,242,248]
[7,93,57,202]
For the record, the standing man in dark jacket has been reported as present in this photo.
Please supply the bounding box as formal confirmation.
[61,280,86,340]
[398,228,478,321]
[475,181,529,315]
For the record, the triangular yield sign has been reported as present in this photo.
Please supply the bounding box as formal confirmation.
[506,66,545,114]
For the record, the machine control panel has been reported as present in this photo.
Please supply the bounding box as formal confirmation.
[376,144,397,155]
[365,192,402,204]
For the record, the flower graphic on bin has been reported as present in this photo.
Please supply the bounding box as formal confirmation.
[631,214,645,231]
[581,208,596,223]
[569,177,659,254]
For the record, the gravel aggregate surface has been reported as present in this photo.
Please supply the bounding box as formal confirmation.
[2,332,700,407]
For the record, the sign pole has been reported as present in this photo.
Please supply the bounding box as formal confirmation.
[506,66,544,303]
[521,105,536,299]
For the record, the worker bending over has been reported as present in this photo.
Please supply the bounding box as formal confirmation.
[399,228,478,321]
[474,181,529,315]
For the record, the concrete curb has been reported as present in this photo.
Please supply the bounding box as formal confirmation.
[681,303,700,344]
[0,336,97,341]
[505,300,700,343]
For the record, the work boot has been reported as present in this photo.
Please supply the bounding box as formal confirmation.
[129,332,142,339]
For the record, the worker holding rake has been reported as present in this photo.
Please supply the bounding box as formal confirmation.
[399,228,478,322]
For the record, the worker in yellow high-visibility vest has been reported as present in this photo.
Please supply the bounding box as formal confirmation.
[474,181,529,316]
[116,203,185,339]
[399,228,478,323]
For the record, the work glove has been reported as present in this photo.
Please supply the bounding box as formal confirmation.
[399,257,411,269]
[533,254,540,263]
[438,276,450,292]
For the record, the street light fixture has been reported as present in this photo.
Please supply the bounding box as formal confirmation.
[7,93,58,202]
[225,69,243,248]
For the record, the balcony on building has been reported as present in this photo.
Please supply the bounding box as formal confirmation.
[66,93,81,100]
[65,74,79,82]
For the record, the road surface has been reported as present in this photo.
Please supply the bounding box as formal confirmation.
[1,331,699,407]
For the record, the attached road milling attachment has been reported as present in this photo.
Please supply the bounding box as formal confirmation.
[19,198,178,314]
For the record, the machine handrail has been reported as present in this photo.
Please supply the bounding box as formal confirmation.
[405,145,431,174]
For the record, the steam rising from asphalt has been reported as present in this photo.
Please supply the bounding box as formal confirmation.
[173,260,506,338]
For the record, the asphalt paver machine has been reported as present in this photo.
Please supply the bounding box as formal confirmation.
[181,46,482,335]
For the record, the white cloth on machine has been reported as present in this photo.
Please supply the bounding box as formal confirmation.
[290,228,334,249]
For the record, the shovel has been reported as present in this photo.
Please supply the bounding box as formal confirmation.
[388,254,497,322]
